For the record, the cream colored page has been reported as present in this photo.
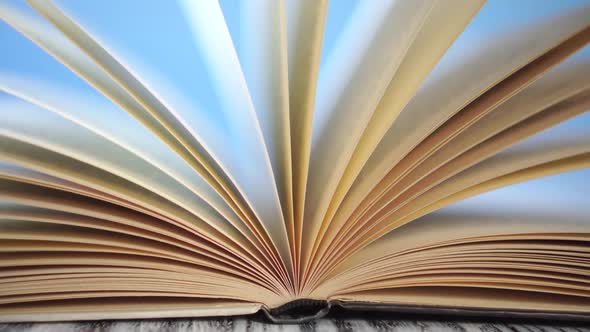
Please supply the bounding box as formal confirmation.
[333,288,590,314]
[0,250,283,304]
[356,66,590,227]
[356,97,590,256]
[0,219,278,285]
[336,1,590,236]
[0,244,278,286]
[0,161,102,198]
[322,70,590,273]
[336,275,590,299]
[326,245,590,299]
[26,0,291,269]
[177,0,290,268]
[0,2,242,228]
[1,3,286,271]
[0,184,265,274]
[0,133,260,258]
[300,29,590,290]
[322,0,484,238]
[0,137,258,259]
[0,246,281,297]
[0,3,288,284]
[380,107,590,227]
[0,220,210,263]
[424,110,590,202]
[372,40,590,206]
[316,115,590,286]
[337,240,590,282]
[0,162,284,289]
[0,201,270,279]
[0,300,261,323]
[431,46,590,157]
[0,201,237,265]
[389,148,590,234]
[0,75,285,285]
[339,166,590,275]
[312,88,590,285]
[285,0,328,274]
[237,0,294,253]
[0,97,259,243]
[303,0,435,273]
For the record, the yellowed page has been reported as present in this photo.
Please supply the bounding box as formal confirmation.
[237,1,295,264]
[285,0,328,278]
[386,116,590,230]
[319,228,590,299]
[177,0,292,275]
[330,168,590,282]
[310,87,590,288]
[0,2,240,223]
[0,134,256,253]
[332,241,590,287]
[0,251,280,301]
[315,1,484,260]
[336,287,590,314]
[331,30,590,258]
[363,95,590,241]
[353,81,590,238]
[0,204,282,290]
[302,0,435,286]
[0,3,251,238]
[0,97,266,249]
[0,298,260,323]
[0,202,259,274]
[336,3,590,249]
[0,74,286,287]
[0,180,273,276]
[25,0,292,277]
[0,184,282,288]
[0,139,284,285]
[0,220,265,280]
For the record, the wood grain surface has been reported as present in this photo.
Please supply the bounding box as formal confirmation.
[1,318,589,332]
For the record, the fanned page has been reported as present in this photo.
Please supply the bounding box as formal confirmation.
[0,0,589,323]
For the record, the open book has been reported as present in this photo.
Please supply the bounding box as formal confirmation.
[1,0,590,323]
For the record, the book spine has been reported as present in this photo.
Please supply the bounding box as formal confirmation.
[261,299,331,323]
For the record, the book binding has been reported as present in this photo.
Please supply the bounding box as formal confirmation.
[262,299,331,323]
[262,300,590,324]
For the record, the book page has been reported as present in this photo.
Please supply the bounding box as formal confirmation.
[302,0,435,283]
[0,134,251,247]
[27,0,293,273]
[0,298,261,323]
[223,0,295,262]
[317,105,589,283]
[0,219,285,293]
[285,0,328,275]
[357,91,590,244]
[385,112,590,230]
[314,45,590,270]
[0,183,279,283]
[311,71,590,286]
[314,169,590,304]
[334,1,590,250]
[330,166,590,279]
[316,1,484,259]
[0,254,276,303]
[0,96,266,249]
[0,7,243,241]
[307,0,484,278]
[333,288,590,314]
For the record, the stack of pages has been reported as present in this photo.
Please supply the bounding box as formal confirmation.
[1,0,590,322]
